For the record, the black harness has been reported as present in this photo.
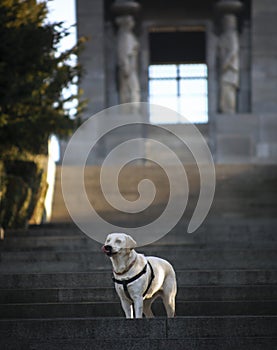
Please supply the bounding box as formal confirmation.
[112,261,155,302]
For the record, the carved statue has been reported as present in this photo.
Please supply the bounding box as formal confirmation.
[219,15,239,113]
[116,15,140,104]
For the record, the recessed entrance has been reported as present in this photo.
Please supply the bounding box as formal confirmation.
[148,28,208,124]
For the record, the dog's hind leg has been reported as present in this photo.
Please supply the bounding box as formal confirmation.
[162,292,175,317]
[162,275,177,317]
[143,291,162,318]
[143,298,154,318]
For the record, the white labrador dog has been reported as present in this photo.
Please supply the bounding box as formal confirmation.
[102,233,177,318]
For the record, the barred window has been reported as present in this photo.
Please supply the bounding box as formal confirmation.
[149,63,208,124]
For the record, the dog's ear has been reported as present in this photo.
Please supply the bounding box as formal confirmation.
[125,235,137,249]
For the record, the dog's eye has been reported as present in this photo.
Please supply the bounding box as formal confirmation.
[115,239,122,244]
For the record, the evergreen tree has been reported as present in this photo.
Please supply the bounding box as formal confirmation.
[0,0,85,155]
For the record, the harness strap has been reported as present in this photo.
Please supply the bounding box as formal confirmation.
[112,261,155,302]
[143,261,155,297]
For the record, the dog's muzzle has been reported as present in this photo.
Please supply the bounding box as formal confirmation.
[101,245,116,257]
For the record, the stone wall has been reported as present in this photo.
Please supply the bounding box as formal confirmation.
[76,0,106,118]
[73,0,277,164]
[218,0,277,163]
[251,0,277,113]
[213,113,277,163]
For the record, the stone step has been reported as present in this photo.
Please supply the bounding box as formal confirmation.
[1,269,276,289]
[5,218,277,238]
[1,249,276,269]
[2,240,277,252]
[2,262,276,274]
[0,317,276,341]
[1,301,277,319]
[0,236,102,251]
[52,164,277,223]
[2,336,276,350]
[2,227,277,250]
[3,224,81,237]
[1,285,276,304]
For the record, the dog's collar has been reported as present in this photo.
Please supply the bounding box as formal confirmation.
[113,256,137,275]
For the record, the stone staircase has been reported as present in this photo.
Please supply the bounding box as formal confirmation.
[0,165,277,349]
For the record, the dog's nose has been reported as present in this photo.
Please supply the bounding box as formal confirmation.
[101,245,112,253]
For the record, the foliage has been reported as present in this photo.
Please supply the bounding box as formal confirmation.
[0,159,48,229]
[0,0,85,155]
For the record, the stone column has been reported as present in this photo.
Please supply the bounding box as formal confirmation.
[112,1,141,104]
[216,0,243,114]
[251,0,277,113]
[76,0,106,118]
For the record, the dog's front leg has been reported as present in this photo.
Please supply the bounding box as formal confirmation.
[120,298,134,318]
[132,296,143,318]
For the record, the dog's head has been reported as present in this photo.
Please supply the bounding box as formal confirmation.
[101,233,137,257]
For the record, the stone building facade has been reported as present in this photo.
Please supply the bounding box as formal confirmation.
[75,0,277,163]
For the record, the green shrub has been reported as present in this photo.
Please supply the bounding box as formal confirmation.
[29,168,48,225]
[0,159,48,229]
[4,160,43,219]
[2,175,32,229]
[0,161,7,226]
